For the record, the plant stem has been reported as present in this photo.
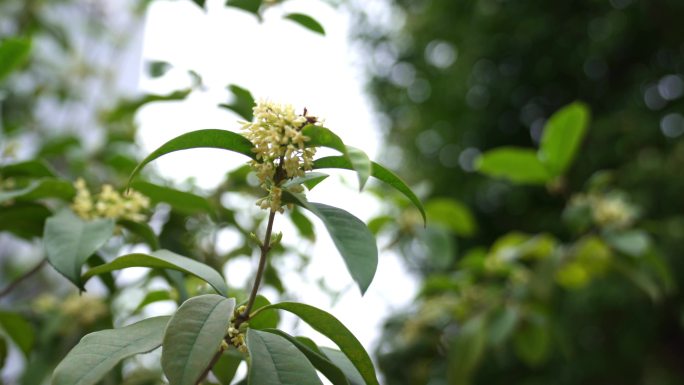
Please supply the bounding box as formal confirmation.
[0,259,47,298]
[236,208,277,326]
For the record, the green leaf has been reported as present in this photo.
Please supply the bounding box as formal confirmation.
[104,89,191,124]
[147,60,172,78]
[284,13,326,35]
[0,203,50,239]
[212,350,243,385]
[52,316,170,385]
[539,102,590,176]
[131,181,213,215]
[252,302,379,385]
[282,172,329,190]
[0,179,75,204]
[219,84,255,121]
[302,126,371,190]
[448,316,487,385]
[488,307,519,346]
[284,193,377,294]
[312,156,426,225]
[512,316,550,367]
[0,159,55,178]
[162,295,235,385]
[0,311,34,357]
[264,329,350,385]
[82,250,228,296]
[135,290,173,312]
[425,198,476,237]
[0,38,31,83]
[476,147,551,184]
[225,0,263,17]
[246,295,279,330]
[128,129,255,186]
[44,210,115,288]
[246,329,323,385]
[321,347,365,385]
[289,206,316,241]
[605,230,651,257]
[192,0,207,10]
[117,219,160,250]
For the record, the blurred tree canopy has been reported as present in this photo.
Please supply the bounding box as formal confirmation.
[352,0,684,384]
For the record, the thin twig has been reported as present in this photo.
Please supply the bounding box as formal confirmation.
[236,209,277,326]
[0,259,47,298]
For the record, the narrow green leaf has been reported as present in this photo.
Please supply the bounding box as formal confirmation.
[512,316,550,366]
[476,147,551,184]
[135,290,173,312]
[321,347,365,385]
[284,193,377,294]
[52,316,170,385]
[303,126,371,190]
[289,207,316,241]
[346,147,371,190]
[282,172,329,190]
[312,156,426,225]
[425,198,476,237]
[225,0,262,16]
[162,295,235,385]
[488,307,519,346]
[0,38,31,82]
[104,89,191,124]
[82,250,228,296]
[128,129,255,186]
[131,181,213,215]
[284,13,326,35]
[246,329,323,385]
[264,329,350,385]
[117,219,160,250]
[44,210,115,288]
[252,302,379,385]
[0,179,75,204]
[0,311,34,357]
[448,316,487,385]
[219,84,255,121]
[539,102,590,176]
[0,159,55,178]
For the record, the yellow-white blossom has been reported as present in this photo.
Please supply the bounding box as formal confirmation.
[241,100,318,212]
[72,178,150,222]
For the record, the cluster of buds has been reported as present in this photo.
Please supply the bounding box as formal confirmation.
[241,100,318,212]
[569,192,637,229]
[226,305,249,354]
[72,178,150,222]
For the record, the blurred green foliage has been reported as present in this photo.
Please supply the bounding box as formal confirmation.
[353,0,684,384]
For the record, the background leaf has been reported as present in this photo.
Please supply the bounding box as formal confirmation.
[253,302,380,385]
[52,316,170,385]
[128,129,255,185]
[162,295,235,385]
[0,160,55,178]
[246,295,279,330]
[283,13,326,35]
[212,350,243,385]
[476,147,550,184]
[539,102,590,176]
[0,38,31,82]
[448,316,487,385]
[312,156,426,225]
[83,250,228,296]
[225,0,263,17]
[44,210,115,288]
[0,311,34,357]
[246,329,323,385]
[219,84,255,121]
[425,198,477,237]
[0,179,75,204]
[117,219,160,250]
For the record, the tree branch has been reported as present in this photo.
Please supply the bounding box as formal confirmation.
[0,259,47,298]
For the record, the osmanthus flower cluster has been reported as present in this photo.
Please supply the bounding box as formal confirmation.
[72,178,150,221]
[241,100,318,212]
[50,98,426,385]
